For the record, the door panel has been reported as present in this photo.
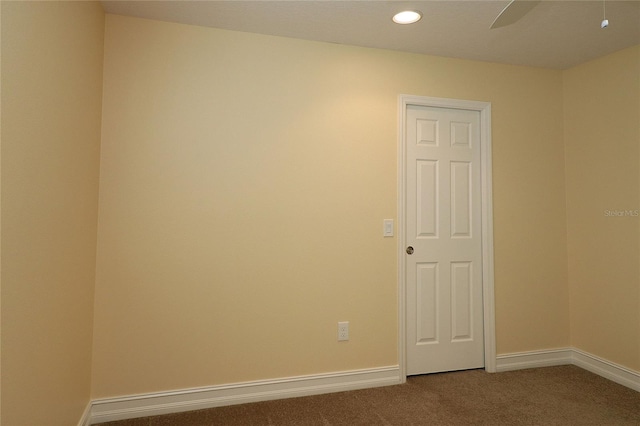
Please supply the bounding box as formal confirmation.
[406,104,484,376]
[451,161,472,238]
[416,262,438,344]
[417,160,438,237]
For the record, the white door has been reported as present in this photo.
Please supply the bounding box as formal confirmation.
[405,103,484,375]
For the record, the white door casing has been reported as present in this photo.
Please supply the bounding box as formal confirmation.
[398,95,496,378]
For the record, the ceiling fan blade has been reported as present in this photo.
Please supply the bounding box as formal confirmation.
[490,0,541,29]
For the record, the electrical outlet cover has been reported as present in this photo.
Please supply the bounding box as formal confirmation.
[338,321,349,341]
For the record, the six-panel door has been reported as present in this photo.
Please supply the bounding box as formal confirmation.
[405,104,484,375]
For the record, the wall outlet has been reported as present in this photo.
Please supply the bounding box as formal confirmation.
[338,321,349,341]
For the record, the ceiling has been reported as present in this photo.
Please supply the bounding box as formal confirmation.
[100,0,640,69]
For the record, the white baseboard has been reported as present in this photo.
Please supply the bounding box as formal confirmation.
[496,347,640,392]
[496,348,572,373]
[496,348,573,372]
[89,365,401,424]
[572,348,640,392]
[77,402,91,426]
[86,348,638,425]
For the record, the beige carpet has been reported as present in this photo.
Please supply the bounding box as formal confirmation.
[96,365,640,425]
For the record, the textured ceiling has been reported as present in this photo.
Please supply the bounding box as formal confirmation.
[101,0,640,69]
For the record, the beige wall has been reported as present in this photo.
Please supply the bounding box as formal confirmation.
[8,4,636,418]
[1,2,104,424]
[564,45,640,371]
[91,14,569,398]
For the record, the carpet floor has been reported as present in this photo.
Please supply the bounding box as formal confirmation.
[95,365,640,425]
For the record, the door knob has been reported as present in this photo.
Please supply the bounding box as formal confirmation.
[406,246,414,255]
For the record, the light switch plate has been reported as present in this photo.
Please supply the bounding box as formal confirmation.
[383,219,394,237]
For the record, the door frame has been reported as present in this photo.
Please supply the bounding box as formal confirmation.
[397,95,496,380]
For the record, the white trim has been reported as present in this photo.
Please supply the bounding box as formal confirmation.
[84,348,639,424]
[572,348,640,392]
[496,348,573,372]
[78,402,92,426]
[397,96,408,381]
[478,103,496,373]
[397,95,496,376]
[89,365,401,424]
[496,347,640,392]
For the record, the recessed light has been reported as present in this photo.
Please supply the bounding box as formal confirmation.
[393,10,422,25]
